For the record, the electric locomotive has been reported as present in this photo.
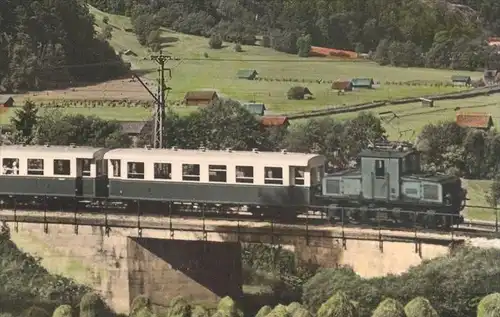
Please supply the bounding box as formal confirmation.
[316,141,467,227]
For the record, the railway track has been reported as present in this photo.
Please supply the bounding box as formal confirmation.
[1,204,499,239]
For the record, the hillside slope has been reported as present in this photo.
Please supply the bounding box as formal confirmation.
[0,0,129,93]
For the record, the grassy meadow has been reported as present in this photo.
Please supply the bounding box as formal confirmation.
[88,5,481,114]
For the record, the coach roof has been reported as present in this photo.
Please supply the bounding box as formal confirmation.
[104,148,326,167]
[0,145,108,159]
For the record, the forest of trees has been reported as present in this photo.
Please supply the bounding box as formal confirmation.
[86,0,500,70]
[0,0,130,93]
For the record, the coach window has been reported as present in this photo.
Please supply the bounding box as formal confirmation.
[209,165,227,182]
[111,160,121,177]
[264,167,283,185]
[236,166,253,183]
[127,162,144,179]
[294,167,305,185]
[182,164,200,181]
[82,159,91,177]
[2,158,19,175]
[54,159,71,176]
[375,159,385,178]
[154,163,171,179]
[27,159,44,175]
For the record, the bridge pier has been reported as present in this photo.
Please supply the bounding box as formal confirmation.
[7,223,242,314]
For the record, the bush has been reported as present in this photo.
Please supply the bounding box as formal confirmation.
[317,292,357,317]
[267,305,289,317]
[52,305,72,317]
[131,295,152,317]
[217,297,242,317]
[372,299,405,317]
[22,307,50,317]
[477,293,500,317]
[166,296,191,317]
[209,34,223,49]
[79,292,106,317]
[191,306,210,317]
[292,308,312,317]
[404,297,438,317]
[286,303,302,316]
[234,44,242,52]
[256,306,272,317]
[102,16,109,24]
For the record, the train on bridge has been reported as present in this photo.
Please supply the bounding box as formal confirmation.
[0,141,467,228]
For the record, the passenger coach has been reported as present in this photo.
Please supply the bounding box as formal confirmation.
[102,147,326,208]
[0,144,109,202]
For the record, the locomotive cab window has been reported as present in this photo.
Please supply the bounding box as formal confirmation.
[154,163,171,179]
[27,159,44,175]
[265,167,283,185]
[375,160,385,178]
[293,167,305,185]
[236,166,253,183]
[183,164,200,181]
[127,162,144,179]
[2,158,19,175]
[209,165,227,182]
[54,159,71,176]
[111,160,121,177]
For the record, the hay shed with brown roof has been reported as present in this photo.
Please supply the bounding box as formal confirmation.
[260,116,290,128]
[331,81,352,91]
[456,112,493,130]
[0,96,14,108]
[184,91,219,106]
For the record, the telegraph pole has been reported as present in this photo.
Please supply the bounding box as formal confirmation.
[132,50,176,148]
[150,50,173,149]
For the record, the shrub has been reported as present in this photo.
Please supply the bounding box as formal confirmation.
[131,295,152,317]
[52,305,72,317]
[256,306,272,317]
[234,44,242,52]
[22,307,50,317]
[292,308,312,317]
[191,306,210,317]
[286,303,302,316]
[209,34,223,49]
[372,299,405,317]
[267,305,289,317]
[166,296,191,317]
[79,292,106,317]
[477,293,500,317]
[317,292,357,317]
[404,297,438,317]
[102,16,109,24]
[217,297,242,317]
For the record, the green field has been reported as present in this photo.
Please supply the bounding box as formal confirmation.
[464,179,498,221]
[323,94,500,139]
[88,5,481,114]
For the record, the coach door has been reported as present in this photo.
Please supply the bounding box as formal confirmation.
[95,159,109,198]
[75,159,85,197]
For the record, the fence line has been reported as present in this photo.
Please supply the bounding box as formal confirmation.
[286,85,500,120]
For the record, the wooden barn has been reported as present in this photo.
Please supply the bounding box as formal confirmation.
[236,69,258,80]
[456,112,493,130]
[351,78,374,88]
[184,91,219,106]
[451,75,471,87]
[260,116,290,128]
[242,103,266,116]
[331,81,353,91]
[0,96,14,108]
